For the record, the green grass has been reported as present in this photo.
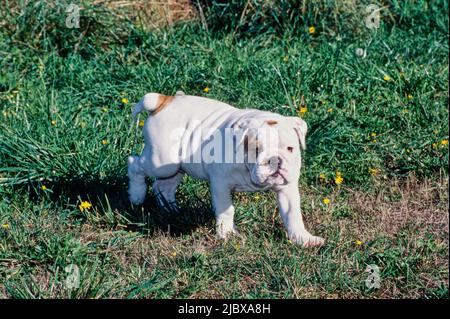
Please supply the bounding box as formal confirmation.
[0,0,448,298]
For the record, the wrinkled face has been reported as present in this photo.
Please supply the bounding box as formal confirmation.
[239,117,307,187]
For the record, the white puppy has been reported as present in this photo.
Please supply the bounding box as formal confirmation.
[128,92,325,247]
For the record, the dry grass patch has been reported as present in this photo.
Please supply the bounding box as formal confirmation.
[348,176,448,240]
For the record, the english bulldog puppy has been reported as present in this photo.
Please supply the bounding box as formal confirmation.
[128,92,325,247]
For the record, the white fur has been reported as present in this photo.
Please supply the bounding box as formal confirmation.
[128,93,325,247]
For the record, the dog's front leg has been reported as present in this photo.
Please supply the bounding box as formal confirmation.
[277,185,325,247]
[210,181,238,239]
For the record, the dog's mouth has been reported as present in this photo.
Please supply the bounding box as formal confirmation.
[251,167,288,186]
[247,153,291,187]
[271,169,285,179]
[268,169,288,185]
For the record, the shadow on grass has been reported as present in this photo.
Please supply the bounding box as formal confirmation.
[18,175,214,237]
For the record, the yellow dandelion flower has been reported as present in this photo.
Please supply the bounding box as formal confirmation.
[101,139,109,145]
[41,185,47,191]
[309,26,316,34]
[432,142,437,149]
[322,198,330,205]
[234,244,241,251]
[51,120,57,126]
[355,240,363,246]
[335,175,344,185]
[369,168,379,176]
[407,94,413,100]
[288,239,293,245]
[283,56,289,62]
[335,171,342,177]
[440,139,449,146]
[78,201,92,212]
[171,251,177,257]
[299,107,308,116]
[121,98,129,104]
[254,194,261,200]
[138,119,145,127]
[372,139,378,143]
[327,108,333,113]
[383,75,391,81]
[370,132,377,138]
[1,223,10,230]
[319,173,326,180]
[203,87,210,93]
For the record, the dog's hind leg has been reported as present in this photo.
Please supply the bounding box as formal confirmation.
[152,172,184,209]
[127,155,148,205]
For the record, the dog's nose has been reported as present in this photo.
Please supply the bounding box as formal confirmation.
[268,156,282,171]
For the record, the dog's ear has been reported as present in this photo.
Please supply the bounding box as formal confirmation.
[288,117,308,150]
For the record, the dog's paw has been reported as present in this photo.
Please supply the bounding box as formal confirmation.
[290,233,325,247]
[216,223,240,240]
[129,192,146,205]
[128,177,147,205]
[301,235,325,247]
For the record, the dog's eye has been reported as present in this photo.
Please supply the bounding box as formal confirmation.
[287,146,294,153]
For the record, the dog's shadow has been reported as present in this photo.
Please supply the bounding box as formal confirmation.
[22,175,214,237]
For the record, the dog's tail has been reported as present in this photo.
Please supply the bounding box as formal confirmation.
[132,93,160,119]
[132,91,184,119]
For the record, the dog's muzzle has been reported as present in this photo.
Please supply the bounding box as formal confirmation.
[251,152,289,186]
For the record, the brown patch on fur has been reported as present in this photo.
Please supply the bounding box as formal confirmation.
[152,94,175,115]
[266,120,278,126]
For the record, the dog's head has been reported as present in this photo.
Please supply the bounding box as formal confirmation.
[234,114,307,187]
